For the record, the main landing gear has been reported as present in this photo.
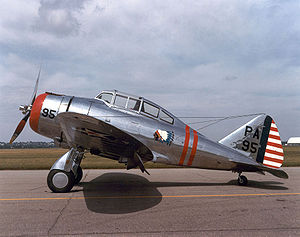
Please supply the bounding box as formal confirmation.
[237,173,248,186]
[47,148,84,193]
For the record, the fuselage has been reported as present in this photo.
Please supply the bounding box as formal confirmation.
[29,90,258,171]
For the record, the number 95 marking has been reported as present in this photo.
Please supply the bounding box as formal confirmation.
[42,108,56,119]
[242,140,258,153]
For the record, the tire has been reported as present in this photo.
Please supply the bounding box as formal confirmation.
[237,175,248,186]
[47,169,75,193]
[74,166,83,185]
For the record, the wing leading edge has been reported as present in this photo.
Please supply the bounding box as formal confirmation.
[55,112,153,163]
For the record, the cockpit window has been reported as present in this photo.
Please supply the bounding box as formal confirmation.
[160,110,174,124]
[114,94,128,108]
[128,98,141,111]
[141,101,159,118]
[98,93,113,104]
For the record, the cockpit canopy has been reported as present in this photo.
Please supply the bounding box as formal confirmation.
[95,90,174,124]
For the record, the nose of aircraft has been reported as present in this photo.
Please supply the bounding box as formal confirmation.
[29,93,48,133]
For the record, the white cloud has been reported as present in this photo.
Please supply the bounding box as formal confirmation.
[1,0,300,141]
[33,0,84,37]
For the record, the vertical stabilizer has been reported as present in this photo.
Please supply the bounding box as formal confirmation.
[219,115,284,169]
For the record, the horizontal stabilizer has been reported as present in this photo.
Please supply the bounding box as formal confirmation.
[262,167,288,179]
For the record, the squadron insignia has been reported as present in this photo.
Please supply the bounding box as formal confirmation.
[154,129,174,146]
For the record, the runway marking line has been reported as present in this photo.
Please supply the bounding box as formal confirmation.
[0,193,300,201]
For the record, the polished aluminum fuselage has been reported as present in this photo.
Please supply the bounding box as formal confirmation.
[36,93,258,171]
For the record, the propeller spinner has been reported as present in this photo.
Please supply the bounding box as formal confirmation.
[9,69,41,144]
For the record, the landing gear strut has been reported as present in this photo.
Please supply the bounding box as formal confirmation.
[74,166,83,185]
[47,148,84,193]
[237,173,248,186]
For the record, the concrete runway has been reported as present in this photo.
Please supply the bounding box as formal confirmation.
[0,168,299,236]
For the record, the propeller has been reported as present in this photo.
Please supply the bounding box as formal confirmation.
[9,69,41,144]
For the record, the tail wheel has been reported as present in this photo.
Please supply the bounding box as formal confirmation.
[74,166,83,185]
[237,175,248,186]
[47,169,75,193]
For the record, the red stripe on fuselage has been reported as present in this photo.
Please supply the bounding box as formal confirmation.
[179,125,190,165]
[187,130,198,166]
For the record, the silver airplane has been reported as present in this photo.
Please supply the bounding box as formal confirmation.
[10,72,288,192]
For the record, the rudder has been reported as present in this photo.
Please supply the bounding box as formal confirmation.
[257,117,284,168]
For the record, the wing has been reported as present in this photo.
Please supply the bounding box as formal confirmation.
[55,112,153,162]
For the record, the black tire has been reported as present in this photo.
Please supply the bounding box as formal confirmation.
[74,166,83,185]
[237,175,248,186]
[47,169,75,193]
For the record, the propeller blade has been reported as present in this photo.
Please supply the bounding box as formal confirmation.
[10,68,41,143]
[9,113,30,144]
[30,67,41,105]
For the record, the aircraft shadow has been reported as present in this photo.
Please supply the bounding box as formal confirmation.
[79,173,288,214]
[153,180,288,190]
[80,173,162,214]
[235,180,288,190]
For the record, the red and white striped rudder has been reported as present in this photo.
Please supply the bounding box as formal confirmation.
[262,120,284,168]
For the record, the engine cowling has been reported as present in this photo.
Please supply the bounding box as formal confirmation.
[30,93,71,139]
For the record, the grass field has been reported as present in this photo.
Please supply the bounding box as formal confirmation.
[282,146,300,167]
[0,148,178,170]
[0,146,299,170]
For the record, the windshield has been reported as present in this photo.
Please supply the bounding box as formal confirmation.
[97,93,113,104]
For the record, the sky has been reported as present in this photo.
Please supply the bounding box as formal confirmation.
[0,0,299,142]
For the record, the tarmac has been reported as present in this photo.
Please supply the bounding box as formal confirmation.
[0,167,299,236]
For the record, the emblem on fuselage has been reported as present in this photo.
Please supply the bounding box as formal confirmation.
[154,129,174,146]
